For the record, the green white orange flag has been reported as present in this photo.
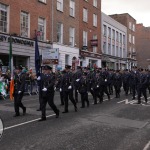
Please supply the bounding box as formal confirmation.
[9,36,14,100]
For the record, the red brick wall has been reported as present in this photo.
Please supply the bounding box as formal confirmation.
[0,0,51,40]
[136,24,150,68]
[79,0,101,54]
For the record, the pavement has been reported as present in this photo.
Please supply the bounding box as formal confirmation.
[0,91,150,150]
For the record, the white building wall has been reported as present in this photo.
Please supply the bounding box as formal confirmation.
[53,43,79,70]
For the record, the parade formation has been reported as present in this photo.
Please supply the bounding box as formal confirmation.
[0,65,150,122]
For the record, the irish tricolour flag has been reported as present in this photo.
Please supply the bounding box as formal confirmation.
[9,36,14,100]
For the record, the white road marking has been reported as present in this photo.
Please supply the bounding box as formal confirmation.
[117,99,128,104]
[143,141,150,150]
[4,114,55,130]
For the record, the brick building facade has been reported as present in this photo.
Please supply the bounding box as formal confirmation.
[136,24,150,69]
[110,13,137,69]
[79,0,102,68]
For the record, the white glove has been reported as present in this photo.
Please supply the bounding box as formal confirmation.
[76,79,80,82]
[97,85,99,88]
[105,79,107,82]
[68,86,72,89]
[37,76,41,81]
[54,87,56,91]
[18,91,21,94]
[77,90,79,93]
[60,88,62,92]
[91,88,93,90]
[42,88,47,91]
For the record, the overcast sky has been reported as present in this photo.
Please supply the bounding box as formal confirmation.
[102,0,150,27]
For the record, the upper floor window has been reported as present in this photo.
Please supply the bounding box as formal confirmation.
[20,11,29,37]
[93,35,97,53]
[129,34,131,43]
[57,0,63,12]
[129,22,132,30]
[93,14,97,27]
[93,0,97,7]
[83,31,88,46]
[123,35,125,44]
[70,0,75,17]
[57,22,63,43]
[0,3,8,33]
[132,24,135,32]
[38,17,46,41]
[83,8,88,22]
[112,29,115,40]
[116,31,119,41]
[103,25,107,36]
[108,27,111,38]
[120,33,122,43]
[69,27,75,46]
[132,36,135,44]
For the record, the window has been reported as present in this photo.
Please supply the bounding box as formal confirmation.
[132,36,135,44]
[70,0,75,17]
[38,0,46,3]
[93,0,97,7]
[108,43,111,55]
[108,27,111,38]
[123,35,125,44]
[116,46,118,57]
[20,11,29,37]
[120,33,122,43]
[112,29,115,40]
[83,8,88,22]
[38,17,46,41]
[103,25,107,36]
[129,34,131,43]
[132,24,135,32]
[83,31,88,46]
[112,45,115,56]
[93,35,97,53]
[69,27,75,46]
[0,3,8,33]
[57,0,63,12]
[120,47,122,58]
[93,14,97,27]
[129,22,132,30]
[65,54,69,65]
[103,42,106,53]
[116,31,119,41]
[57,22,63,43]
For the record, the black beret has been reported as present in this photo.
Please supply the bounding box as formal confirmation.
[65,65,71,69]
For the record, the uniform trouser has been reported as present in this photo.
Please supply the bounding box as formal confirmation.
[41,92,59,118]
[131,84,136,98]
[60,91,64,105]
[101,86,110,100]
[63,90,77,112]
[93,88,101,104]
[108,84,113,94]
[14,92,25,114]
[80,92,89,107]
[38,86,42,110]
[137,87,147,103]
[75,88,78,102]
[123,83,129,95]
[88,83,94,98]
[114,85,121,97]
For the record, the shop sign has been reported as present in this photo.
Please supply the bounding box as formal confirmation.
[0,34,34,47]
[42,48,59,65]
[90,39,98,47]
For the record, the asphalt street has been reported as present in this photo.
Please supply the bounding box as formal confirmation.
[0,91,150,150]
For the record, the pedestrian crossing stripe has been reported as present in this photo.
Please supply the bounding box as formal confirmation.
[117,99,150,106]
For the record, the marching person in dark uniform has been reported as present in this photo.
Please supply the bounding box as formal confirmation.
[13,65,26,117]
[114,70,122,98]
[108,69,114,95]
[39,65,59,121]
[74,66,82,103]
[78,72,89,108]
[130,66,138,100]
[60,65,77,113]
[136,68,148,104]
[91,70,101,104]
[55,69,64,105]
[122,69,131,96]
